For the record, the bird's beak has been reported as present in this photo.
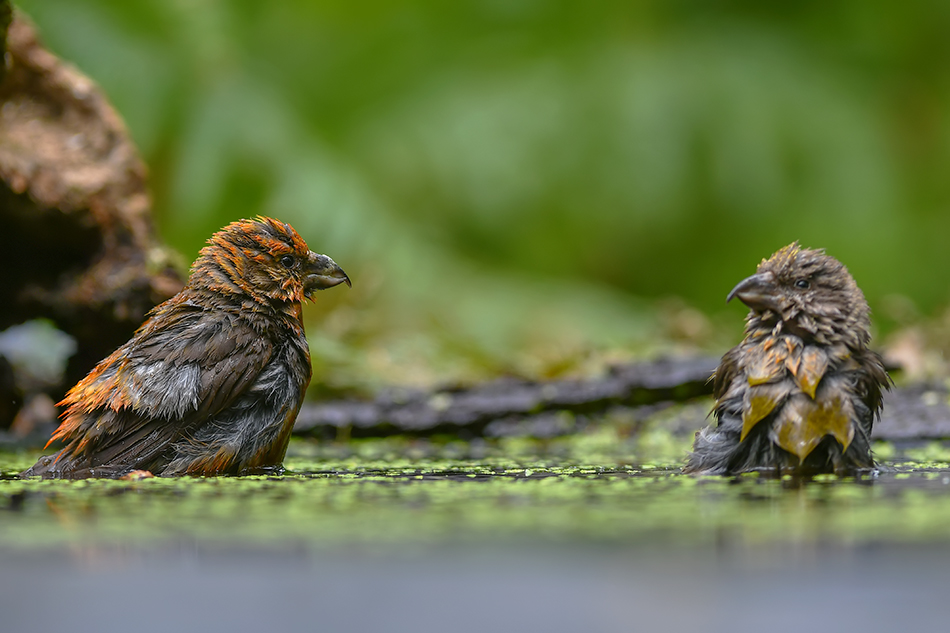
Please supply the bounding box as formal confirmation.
[726,271,780,313]
[303,252,351,298]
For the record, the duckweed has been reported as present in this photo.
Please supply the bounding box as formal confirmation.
[3,428,950,551]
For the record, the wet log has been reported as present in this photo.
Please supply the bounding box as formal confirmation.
[874,384,950,442]
[0,7,183,397]
[293,356,720,438]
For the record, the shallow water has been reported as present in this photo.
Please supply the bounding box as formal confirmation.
[3,428,950,550]
[4,428,950,633]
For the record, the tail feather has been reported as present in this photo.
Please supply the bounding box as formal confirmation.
[19,449,139,479]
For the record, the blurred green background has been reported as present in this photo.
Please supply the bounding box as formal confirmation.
[15,0,950,390]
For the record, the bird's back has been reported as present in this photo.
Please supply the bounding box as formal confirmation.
[22,296,311,479]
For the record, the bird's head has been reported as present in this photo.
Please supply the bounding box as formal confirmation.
[727,243,870,348]
[191,216,350,305]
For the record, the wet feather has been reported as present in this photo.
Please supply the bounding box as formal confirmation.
[686,243,891,475]
[22,217,349,479]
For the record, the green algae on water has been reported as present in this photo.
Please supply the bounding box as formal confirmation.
[3,432,950,552]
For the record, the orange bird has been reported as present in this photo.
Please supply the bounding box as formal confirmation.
[22,217,350,478]
[686,243,891,475]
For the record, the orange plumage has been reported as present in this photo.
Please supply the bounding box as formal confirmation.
[22,217,349,478]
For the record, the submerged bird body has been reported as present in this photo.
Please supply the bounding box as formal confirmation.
[23,217,349,479]
[686,243,890,475]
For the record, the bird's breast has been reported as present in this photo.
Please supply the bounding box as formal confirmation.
[731,337,860,461]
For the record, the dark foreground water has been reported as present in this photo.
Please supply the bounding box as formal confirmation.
[3,428,950,632]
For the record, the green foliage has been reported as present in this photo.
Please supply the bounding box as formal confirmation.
[15,0,950,386]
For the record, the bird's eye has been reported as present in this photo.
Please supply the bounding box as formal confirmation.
[795,279,810,289]
[280,255,296,269]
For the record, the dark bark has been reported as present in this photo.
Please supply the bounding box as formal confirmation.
[0,7,183,406]
[293,356,720,438]
[873,383,950,442]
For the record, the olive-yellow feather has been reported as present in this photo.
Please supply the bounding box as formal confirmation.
[686,243,890,475]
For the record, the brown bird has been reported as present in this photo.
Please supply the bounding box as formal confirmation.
[685,243,890,475]
[22,217,350,479]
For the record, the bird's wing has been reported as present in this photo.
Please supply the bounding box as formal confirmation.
[711,345,743,401]
[852,349,891,419]
[54,306,274,472]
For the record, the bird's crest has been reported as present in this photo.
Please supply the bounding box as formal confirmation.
[757,242,839,283]
[760,242,800,268]
[210,216,309,259]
